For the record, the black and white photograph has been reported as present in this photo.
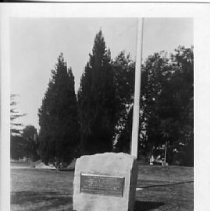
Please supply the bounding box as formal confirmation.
[1,2,210,211]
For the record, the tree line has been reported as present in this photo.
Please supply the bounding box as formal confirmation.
[11,30,193,166]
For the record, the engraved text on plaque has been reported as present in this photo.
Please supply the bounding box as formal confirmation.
[80,173,125,197]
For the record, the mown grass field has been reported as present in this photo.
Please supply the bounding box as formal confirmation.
[11,163,193,211]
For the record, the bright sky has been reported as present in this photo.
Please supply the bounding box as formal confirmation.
[10,18,193,130]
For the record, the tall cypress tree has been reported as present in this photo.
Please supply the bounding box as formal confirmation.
[78,30,116,155]
[38,53,79,164]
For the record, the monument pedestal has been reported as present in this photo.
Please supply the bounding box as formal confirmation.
[73,153,138,211]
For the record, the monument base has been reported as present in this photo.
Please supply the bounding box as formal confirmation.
[73,153,138,211]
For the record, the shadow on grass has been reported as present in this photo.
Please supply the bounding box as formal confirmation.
[134,201,164,211]
[11,191,72,210]
[12,191,164,211]
[138,180,193,189]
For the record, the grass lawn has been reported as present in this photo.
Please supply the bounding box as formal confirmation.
[11,163,193,211]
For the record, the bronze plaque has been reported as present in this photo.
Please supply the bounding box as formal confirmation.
[80,173,125,197]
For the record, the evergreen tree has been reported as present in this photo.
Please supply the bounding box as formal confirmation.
[22,125,39,161]
[112,52,135,153]
[78,30,116,155]
[10,94,25,136]
[10,94,27,159]
[38,54,79,164]
[113,52,135,109]
[11,136,27,160]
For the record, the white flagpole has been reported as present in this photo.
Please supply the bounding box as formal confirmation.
[131,18,144,158]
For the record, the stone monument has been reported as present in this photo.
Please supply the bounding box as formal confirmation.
[73,152,138,211]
